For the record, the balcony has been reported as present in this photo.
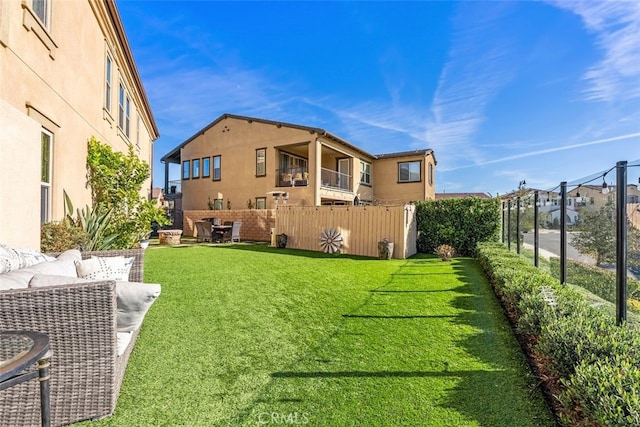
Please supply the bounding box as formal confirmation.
[166,180,181,196]
[277,167,309,187]
[321,168,350,191]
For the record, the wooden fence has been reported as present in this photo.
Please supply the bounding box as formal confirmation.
[276,205,417,259]
[184,209,276,242]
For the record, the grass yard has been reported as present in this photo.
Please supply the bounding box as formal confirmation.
[87,244,554,426]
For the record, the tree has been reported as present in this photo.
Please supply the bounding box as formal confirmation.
[571,202,640,268]
[86,137,170,248]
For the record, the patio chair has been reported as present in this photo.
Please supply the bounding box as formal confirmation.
[231,221,242,242]
[221,221,234,242]
[195,221,212,242]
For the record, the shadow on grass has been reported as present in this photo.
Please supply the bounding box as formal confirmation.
[249,256,554,426]
[206,242,379,261]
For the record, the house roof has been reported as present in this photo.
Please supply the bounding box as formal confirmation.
[435,192,491,199]
[161,113,435,164]
[106,0,159,139]
[376,149,436,163]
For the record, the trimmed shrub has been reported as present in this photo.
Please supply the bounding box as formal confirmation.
[561,357,640,426]
[40,220,87,253]
[416,197,500,256]
[477,242,640,425]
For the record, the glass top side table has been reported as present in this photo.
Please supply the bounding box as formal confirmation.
[0,330,51,427]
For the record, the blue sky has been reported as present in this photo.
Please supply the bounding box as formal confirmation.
[116,0,640,196]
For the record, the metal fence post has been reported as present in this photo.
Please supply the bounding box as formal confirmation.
[534,191,539,267]
[502,201,506,243]
[516,197,521,254]
[616,161,628,325]
[560,181,567,285]
[507,199,512,251]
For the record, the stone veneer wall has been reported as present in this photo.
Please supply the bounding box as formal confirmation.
[183,209,276,242]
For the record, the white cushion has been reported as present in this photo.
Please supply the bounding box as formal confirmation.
[0,270,34,290]
[25,259,79,277]
[116,331,133,356]
[55,249,82,263]
[75,256,134,282]
[29,274,161,332]
[116,282,161,332]
[29,274,91,287]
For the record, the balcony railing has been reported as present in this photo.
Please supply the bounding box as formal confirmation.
[277,167,309,187]
[166,180,181,195]
[321,168,350,191]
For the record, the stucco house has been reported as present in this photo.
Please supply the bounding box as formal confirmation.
[161,114,436,211]
[0,0,158,249]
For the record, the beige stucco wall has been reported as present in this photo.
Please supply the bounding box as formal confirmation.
[0,0,156,249]
[0,100,41,248]
[178,116,436,210]
[372,153,436,204]
[180,117,381,210]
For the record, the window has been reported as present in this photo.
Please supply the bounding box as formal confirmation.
[428,162,434,186]
[398,161,421,183]
[182,160,190,180]
[118,83,131,138]
[40,130,52,223]
[255,197,266,209]
[213,155,221,181]
[214,198,223,210]
[256,148,266,176]
[360,161,371,185]
[192,159,200,178]
[136,115,140,150]
[202,157,210,178]
[32,0,49,27]
[105,54,112,112]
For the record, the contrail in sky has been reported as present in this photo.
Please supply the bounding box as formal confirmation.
[441,132,640,172]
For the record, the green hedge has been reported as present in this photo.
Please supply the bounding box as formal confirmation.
[416,197,500,256]
[549,257,640,304]
[477,242,640,426]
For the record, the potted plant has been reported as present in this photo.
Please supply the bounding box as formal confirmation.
[378,238,394,260]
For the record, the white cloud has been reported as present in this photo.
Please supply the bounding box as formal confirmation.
[546,0,640,102]
[426,2,516,168]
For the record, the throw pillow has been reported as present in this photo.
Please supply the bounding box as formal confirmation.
[75,256,134,282]
[116,281,161,332]
[0,244,55,274]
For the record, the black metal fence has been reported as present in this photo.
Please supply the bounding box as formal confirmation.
[502,159,640,325]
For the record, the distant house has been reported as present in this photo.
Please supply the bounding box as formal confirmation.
[436,192,491,200]
[161,114,437,210]
[0,0,158,248]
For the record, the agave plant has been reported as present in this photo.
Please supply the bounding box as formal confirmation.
[64,190,118,250]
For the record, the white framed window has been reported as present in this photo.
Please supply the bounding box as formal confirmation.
[136,115,140,149]
[360,161,371,185]
[118,82,131,138]
[398,161,421,183]
[256,148,266,176]
[32,0,49,28]
[40,129,52,223]
[213,155,221,181]
[255,197,266,209]
[105,54,112,112]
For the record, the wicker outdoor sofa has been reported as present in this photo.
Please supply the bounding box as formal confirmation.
[0,249,152,427]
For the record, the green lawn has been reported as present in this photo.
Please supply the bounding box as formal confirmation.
[88,244,554,426]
